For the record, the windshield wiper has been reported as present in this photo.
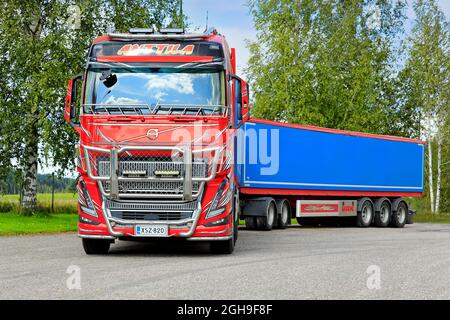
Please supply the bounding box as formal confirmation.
[151,104,225,115]
[84,103,152,115]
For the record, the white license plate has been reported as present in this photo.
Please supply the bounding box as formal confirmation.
[135,225,168,237]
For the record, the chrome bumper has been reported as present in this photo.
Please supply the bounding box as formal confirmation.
[100,199,203,238]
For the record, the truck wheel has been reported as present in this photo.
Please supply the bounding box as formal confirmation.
[390,201,407,228]
[374,199,391,227]
[82,238,111,255]
[356,199,373,228]
[275,199,290,229]
[256,200,276,231]
[245,217,257,230]
[210,220,235,254]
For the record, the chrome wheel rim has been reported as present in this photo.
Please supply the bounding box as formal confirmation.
[397,206,406,223]
[380,205,389,223]
[362,204,372,224]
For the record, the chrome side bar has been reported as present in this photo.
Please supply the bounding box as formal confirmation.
[110,148,119,199]
[183,145,192,201]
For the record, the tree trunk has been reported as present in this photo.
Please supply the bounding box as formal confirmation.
[20,111,39,214]
[427,138,435,213]
[435,136,442,213]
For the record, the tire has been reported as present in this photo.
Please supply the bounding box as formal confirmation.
[276,199,290,229]
[256,201,276,231]
[390,201,407,228]
[245,217,257,230]
[356,199,374,228]
[82,238,111,255]
[374,199,391,228]
[210,220,235,254]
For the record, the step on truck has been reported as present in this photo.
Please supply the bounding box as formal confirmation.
[64,27,425,255]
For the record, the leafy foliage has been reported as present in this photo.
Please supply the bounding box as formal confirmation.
[0,0,185,210]
[246,0,412,135]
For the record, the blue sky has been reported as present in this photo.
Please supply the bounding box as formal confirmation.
[184,0,450,78]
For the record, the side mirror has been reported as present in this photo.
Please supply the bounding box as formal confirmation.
[64,74,83,129]
[229,74,250,128]
[241,80,250,122]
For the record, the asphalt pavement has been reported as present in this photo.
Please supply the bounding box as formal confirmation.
[0,223,449,299]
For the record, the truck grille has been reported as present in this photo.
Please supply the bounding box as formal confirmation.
[104,199,198,211]
[110,211,192,221]
[105,199,197,222]
[96,155,208,198]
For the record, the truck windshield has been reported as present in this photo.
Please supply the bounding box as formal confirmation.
[84,68,226,115]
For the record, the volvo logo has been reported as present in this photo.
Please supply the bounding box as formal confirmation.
[147,129,159,140]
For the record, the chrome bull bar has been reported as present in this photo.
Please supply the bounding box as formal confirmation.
[82,144,221,201]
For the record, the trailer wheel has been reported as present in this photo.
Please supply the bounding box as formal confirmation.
[356,199,374,228]
[374,198,391,227]
[275,199,290,229]
[256,200,276,231]
[245,217,257,230]
[82,239,111,255]
[390,201,407,228]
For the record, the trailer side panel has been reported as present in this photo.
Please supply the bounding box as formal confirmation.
[236,120,424,195]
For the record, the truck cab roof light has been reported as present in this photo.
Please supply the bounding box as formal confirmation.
[129,28,155,34]
[160,28,185,34]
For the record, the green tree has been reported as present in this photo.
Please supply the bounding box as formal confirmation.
[0,0,185,213]
[401,0,449,213]
[246,0,409,135]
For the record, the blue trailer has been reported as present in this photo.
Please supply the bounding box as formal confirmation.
[237,119,425,230]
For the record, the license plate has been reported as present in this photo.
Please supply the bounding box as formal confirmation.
[135,225,168,237]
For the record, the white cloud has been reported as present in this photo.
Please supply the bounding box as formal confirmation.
[145,74,197,97]
[104,96,142,105]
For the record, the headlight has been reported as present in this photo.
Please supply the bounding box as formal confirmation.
[205,179,232,220]
[78,179,98,218]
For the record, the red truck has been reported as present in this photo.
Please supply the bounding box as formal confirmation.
[64,28,424,255]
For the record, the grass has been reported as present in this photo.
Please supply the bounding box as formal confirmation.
[0,213,78,236]
[414,212,450,224]
[0,193,77,214]
[0,193,78,236]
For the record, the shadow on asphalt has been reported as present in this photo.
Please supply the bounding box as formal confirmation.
[108,238,215,256]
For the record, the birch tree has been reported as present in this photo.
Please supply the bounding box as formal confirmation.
[0,0,185,213]
[401,0,449,213]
